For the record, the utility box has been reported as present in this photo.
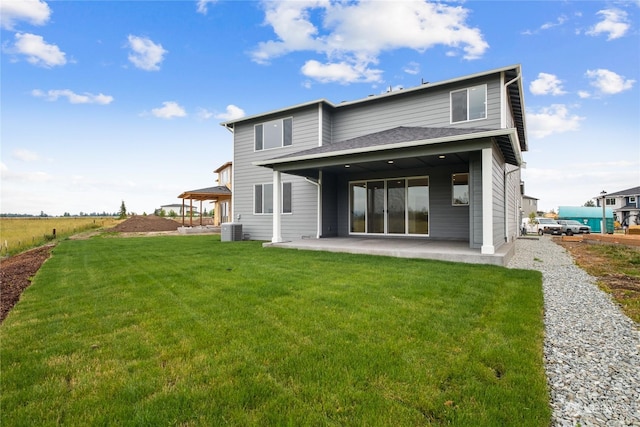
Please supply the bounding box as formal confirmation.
[221,223,243,241]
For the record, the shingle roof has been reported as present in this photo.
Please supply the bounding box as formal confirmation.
[178,186,231,200]
[272,126,495,160]
[605,186,640,197]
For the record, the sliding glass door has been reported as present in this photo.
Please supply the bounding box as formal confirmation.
[349,177,429,235]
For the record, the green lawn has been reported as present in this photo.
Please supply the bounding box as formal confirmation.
[1,236,550,426]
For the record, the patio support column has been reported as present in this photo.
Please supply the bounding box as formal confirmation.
[481,147,495,255]
[272,170,283,243]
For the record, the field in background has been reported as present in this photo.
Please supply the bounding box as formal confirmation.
[0,217,122,257]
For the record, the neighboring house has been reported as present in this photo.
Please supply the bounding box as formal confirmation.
[221,65,527,255]
[596,186,640,227]
[159,204,197,216]
[178,161,233,226]
[521,195,538,219]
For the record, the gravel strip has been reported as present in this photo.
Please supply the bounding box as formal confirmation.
[508,237,640,426]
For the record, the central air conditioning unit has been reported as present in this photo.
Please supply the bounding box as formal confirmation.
[221,223,243,241]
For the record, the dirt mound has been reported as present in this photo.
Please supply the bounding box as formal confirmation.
[0,245,53,323]
[109,215,181,232]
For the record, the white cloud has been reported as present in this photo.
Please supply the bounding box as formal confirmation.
[0,162,53,183]
[301,59,382,84]
[126,35,167,71]
[529,73,567,96]
[522,15,568,35]
[12,149,40,162]
[527,104,585,139]
[586,9,630,40]
[251,0,488,84]
[0,0,51,30]
[196,0,217,15]
[197,108,214,120]
[32,89,114,104]
[151,101,187,119]
[9,32,66,67]
[585,69,635,95]
[403,61,420,76]
[214,105,246,121]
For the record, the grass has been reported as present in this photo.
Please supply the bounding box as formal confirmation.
[0,217,121,256]
[1,235,550,426]
[573,243,640,323]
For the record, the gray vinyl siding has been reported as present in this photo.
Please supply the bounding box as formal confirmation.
[331,76,502,143]
[322,105,332,146]
[469,152,483,248]
[505,167,521,242]
[232,105,320,241]
[492,147,506,248]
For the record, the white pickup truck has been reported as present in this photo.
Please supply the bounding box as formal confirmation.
[522,217,563,236]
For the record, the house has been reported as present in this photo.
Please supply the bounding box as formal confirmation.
[521,195,539,219]
[159,204,197,216]
[177,161,232,227]
[596,186,640,228]
[221,65,527,256]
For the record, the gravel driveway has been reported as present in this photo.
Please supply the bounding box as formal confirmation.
[508,237,640,426]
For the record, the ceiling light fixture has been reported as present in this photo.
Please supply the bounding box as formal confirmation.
[439,155,446,159]
[387,160,394,164]
[344,164,350,168]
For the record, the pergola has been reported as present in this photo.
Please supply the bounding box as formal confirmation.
[177,186,231,227]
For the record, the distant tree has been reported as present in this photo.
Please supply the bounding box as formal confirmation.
[584,200,595,207]
[169,210,177,218]
[119,201,127,219]
[159,209,166,217]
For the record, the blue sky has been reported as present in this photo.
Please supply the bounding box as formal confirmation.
[1,0,638,216]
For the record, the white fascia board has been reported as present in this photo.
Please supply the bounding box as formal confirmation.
[220,99,334,127]
[253,128,518,167]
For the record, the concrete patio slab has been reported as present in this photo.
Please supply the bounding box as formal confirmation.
[265,237,515,266]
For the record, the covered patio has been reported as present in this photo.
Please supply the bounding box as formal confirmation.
[265,236,516,266]
[177,186,231,227]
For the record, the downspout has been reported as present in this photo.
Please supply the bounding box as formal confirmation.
[304,172,322,239]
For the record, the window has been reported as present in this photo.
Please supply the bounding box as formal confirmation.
[254,183,292,214]
[451,85,487,123]
[255,118,293,151]
[219,168,229,186]
[452,173,469,205]
[629,196,636,204]
[349,177,429,235]
[605,198,615,206]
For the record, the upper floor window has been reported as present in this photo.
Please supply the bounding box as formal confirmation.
[219,168,229,186]
[605,197,616,206]
[451,85,487,123]
[629,196,636,204]
[255,118,293,151]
